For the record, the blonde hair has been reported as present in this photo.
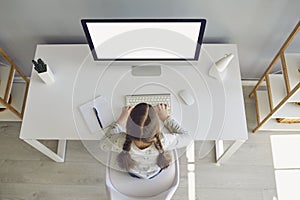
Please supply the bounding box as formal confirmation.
[117,103,171,170]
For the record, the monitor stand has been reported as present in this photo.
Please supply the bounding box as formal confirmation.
[131,65,161,76]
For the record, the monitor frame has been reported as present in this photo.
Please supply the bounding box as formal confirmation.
[81,18,206,61]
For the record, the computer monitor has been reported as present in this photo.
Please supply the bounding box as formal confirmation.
[81,19,206,60]
[81,19,206,75]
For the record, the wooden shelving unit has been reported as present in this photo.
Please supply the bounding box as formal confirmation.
[0,48,30,121]
[249,21,300,132]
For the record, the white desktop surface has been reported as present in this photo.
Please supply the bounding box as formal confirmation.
[20,44,247,142]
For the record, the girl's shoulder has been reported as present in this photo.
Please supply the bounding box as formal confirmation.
[160,132,168,147]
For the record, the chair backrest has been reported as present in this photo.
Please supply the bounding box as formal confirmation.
[106,150,179,200]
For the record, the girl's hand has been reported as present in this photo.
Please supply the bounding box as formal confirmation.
[116,106,134,125]
[155,104,169,121]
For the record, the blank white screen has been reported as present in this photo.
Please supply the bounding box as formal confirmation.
[86,22,202,60]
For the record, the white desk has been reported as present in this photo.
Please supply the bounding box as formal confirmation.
[20,44,248,163]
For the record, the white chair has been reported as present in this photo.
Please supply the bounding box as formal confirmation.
[105,150,180,200]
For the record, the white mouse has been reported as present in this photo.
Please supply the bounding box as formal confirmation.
[178,90,195,105]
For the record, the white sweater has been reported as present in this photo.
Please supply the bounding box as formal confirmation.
[99,116,192,179]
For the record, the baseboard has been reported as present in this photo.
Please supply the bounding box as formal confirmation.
[13,76,30,83]
[242,79,266,86]
[242,80,257,86]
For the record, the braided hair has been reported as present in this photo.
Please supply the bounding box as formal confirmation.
[154,132,171,169]
[117,103,171,170]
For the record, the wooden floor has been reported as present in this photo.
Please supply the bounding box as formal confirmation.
[0,86,279,200]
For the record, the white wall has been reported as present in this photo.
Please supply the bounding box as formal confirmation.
[0,0,299,78]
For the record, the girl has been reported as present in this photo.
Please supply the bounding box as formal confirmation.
[101,103,192,179]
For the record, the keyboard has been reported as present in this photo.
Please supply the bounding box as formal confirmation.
[125,93,171,113]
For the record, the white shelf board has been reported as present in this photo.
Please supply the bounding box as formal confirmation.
[260,118,300,131]
[11,82,26,113]
[273,102,300,118]
[268,74,300,118]
[269,74,286,106]
[256,90,300,131]
[0,109,21,121]
[285,53,300,102]
[0,65,15,108]
[0,82,26,121]
[257,90,270,120]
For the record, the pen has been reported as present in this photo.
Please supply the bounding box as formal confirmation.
[93,107,103,129]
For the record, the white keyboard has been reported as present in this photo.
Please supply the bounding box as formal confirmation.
[125,93,171,113]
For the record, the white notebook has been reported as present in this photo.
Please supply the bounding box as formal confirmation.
[79,95,114,133]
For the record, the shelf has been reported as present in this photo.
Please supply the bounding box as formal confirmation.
[285,53,300,102]
[273,103,300,118]
[257,90,270,120]
[0,108,21,121]
[259,118,300,131]
[11,82,26,113]
[267,74,300,118]
[0,82,26,121]
[256,90,300,130]
[251,22,300,132]
[0,65,15,108]
[0,48,29,121]
[269,74,286,106]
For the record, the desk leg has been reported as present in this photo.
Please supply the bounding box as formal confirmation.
[215,140,246,165]
[24,139,67,162]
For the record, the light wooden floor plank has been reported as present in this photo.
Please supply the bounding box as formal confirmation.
[0,183,106,200]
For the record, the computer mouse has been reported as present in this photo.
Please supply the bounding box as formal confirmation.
[178,90,195,105]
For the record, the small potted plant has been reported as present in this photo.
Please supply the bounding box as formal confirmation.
[32,58,54,84]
